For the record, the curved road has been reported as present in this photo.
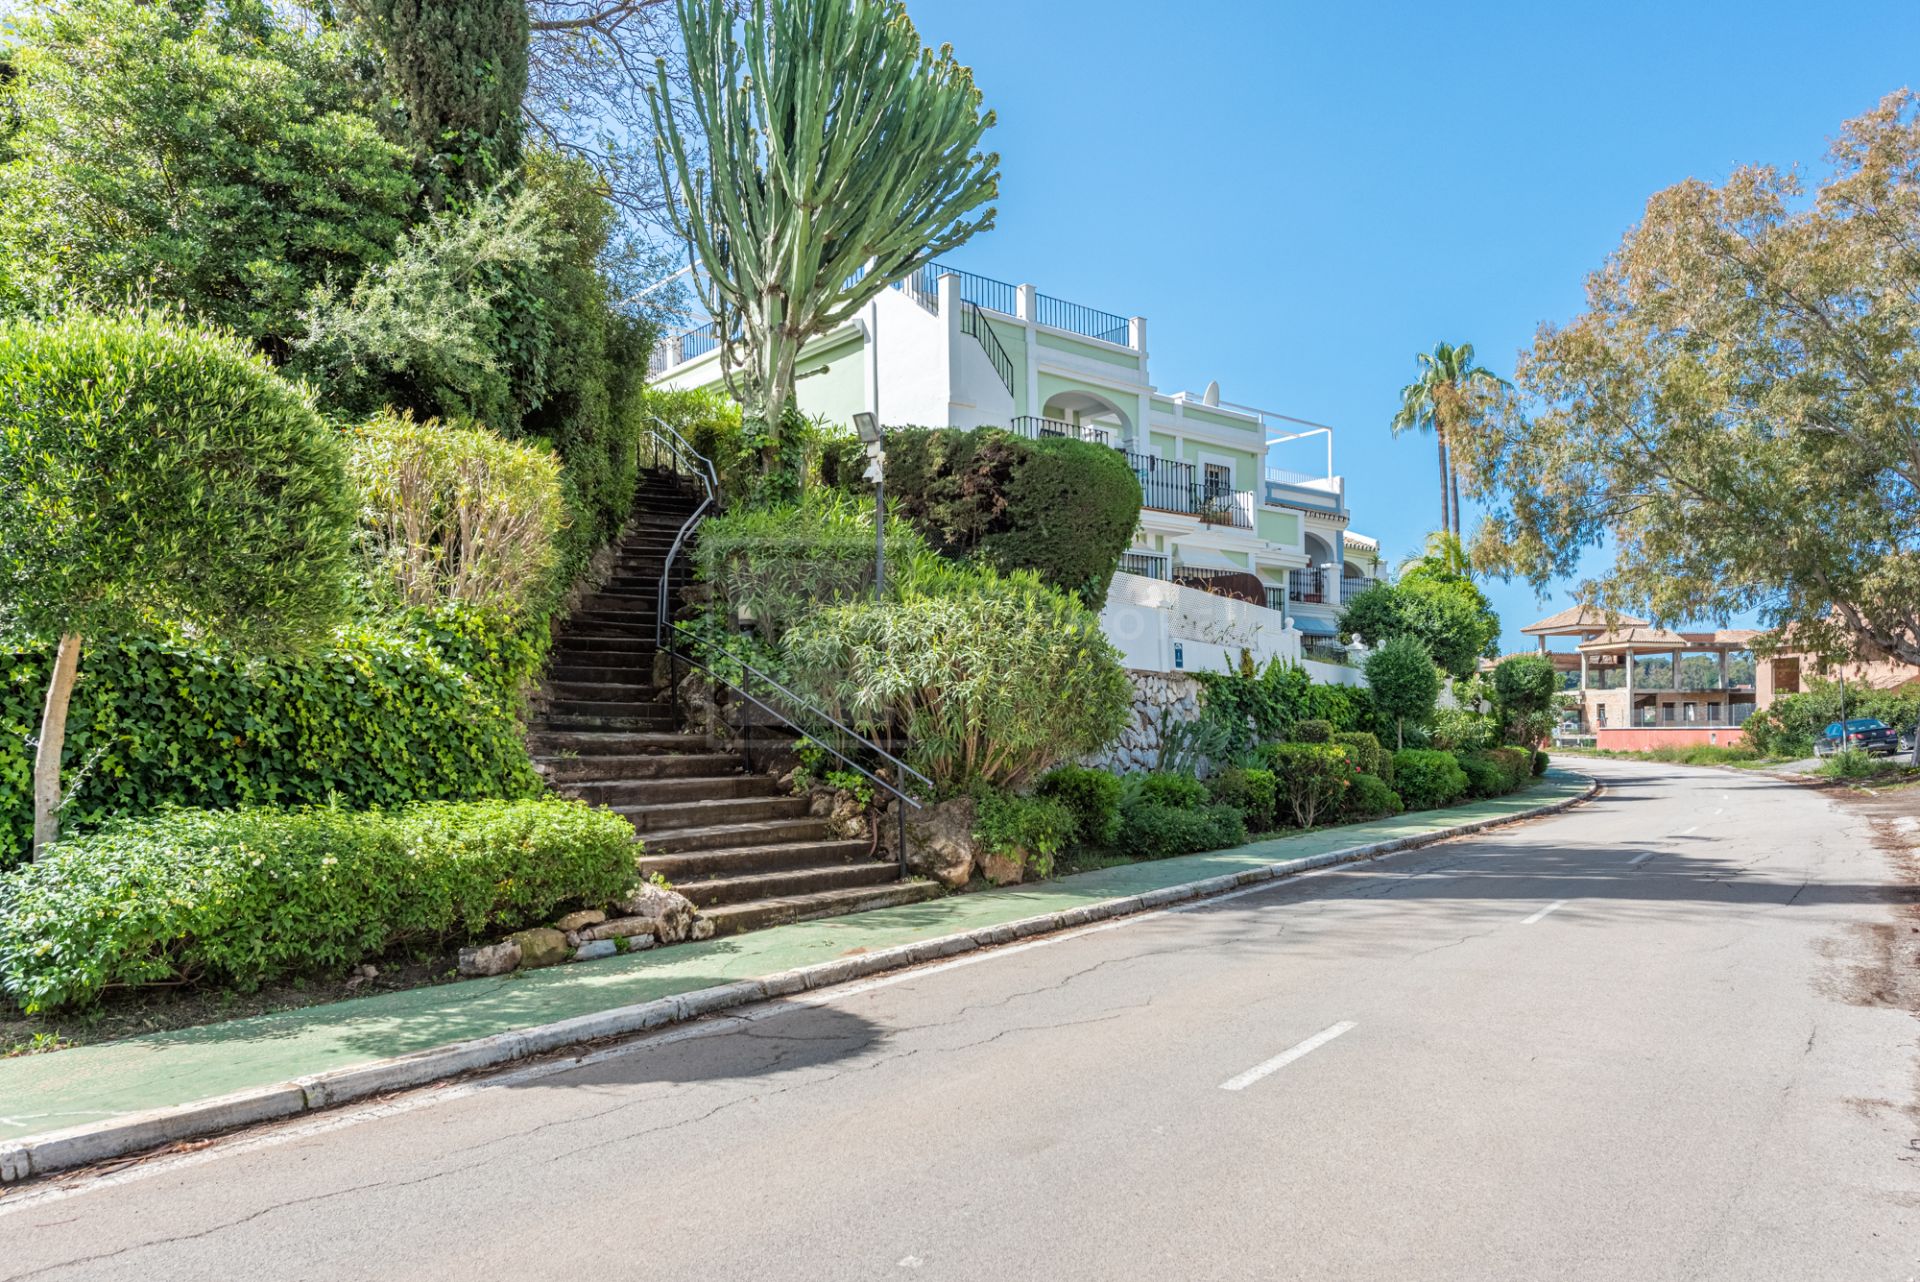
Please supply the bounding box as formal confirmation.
[3,759,1916,1280]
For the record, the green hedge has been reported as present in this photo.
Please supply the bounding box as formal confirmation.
[843,427,1142,609]
[1034,765,1123,846]
[973,790,1078,878]
[1345,772,1403,819]
[1,607,543,867]
[1391,749,1469,810]
[1206,766,1278,832]
[1117,772,1246,858]
[0,798,636,1011]
[1261,742,1354,827]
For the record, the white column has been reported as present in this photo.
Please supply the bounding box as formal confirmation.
[937,271,961,424]
[1128,315,1147,353]
[1017,283,1038,420]
[1580,652,1589,689]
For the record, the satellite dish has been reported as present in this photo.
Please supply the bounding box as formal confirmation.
[1202,380,1221,407]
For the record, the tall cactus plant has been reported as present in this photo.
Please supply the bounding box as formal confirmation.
[649,0,999,462]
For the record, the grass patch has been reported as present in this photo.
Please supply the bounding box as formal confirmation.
[1556,745,1773,767]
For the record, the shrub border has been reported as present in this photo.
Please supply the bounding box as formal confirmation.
[1,771,1599,1185]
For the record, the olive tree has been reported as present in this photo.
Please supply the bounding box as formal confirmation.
[649,0,999,464]
[0,313,357,857]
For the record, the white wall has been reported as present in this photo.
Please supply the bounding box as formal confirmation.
[869,287,949,427]
[1101,572,1304,676]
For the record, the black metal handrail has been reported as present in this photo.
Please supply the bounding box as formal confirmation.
[1011,415,1112,446]
[961,301,1014,397]
[641,417,928,867]
[1035,292,1130,345]
[1118,551,1169,580]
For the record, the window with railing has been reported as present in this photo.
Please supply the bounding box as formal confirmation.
[1289,568,1327,604]
[1264,586,1287,614]
[1118,551,1170,580]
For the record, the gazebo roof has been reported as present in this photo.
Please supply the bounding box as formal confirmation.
[1576,626,1755,654]
[1521,605,1651,637]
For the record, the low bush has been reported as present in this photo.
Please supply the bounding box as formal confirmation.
[1392,749,1470,810]
[0,798,636,1012]
[973,791,1078,878]
[1206,766,1278,833]
[1116,772,1247,858]
[1130,771,1209,810]
[1034,765,1123,846]
[1456,751,1509,799]
[1428,705,1495,752]
[1486,747,1535,791]
[1333,731,1388,780]
[1261,743,1354,828]
[1742,678,1920,759]
[0,607,543,867]
[787,562,1131,792]
[1533,750,1550,776]
[1290,719,1334,744]
[1344,772,1403,819]
[1302,681,1376,734]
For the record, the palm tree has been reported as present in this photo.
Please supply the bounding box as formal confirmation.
[1390,341,1509,541]
[1398,531,1471,578]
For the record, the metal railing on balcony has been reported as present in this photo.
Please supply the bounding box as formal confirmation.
[1288,568,1336,606]
[1264,586,1288,614]
[649,320,722,373]
[1118,551,1170,580]
[1195,486,1254,530]
[894,261,1020,316]
[960,301,1014,396]
[1125,450,1197,512]
[1011,415,1112,446]
[1035,292,1130,345]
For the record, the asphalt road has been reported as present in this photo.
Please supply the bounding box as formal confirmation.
[3,759,1917,1281]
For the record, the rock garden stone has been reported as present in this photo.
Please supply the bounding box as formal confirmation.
[980,849,1025,886]
[508,927,569,969]
[457,940,522,977]
[572,939,617,961]
[611,882,700,943]
[580,914,656,942]
[553,909,606,933]
[903,794,978,889]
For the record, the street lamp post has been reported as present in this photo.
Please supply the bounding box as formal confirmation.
[854,412,886,602]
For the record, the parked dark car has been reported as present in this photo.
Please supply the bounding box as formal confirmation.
[1813,718,1899,757]
[1901,724,1917,757]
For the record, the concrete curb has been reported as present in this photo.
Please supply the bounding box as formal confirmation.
[2,773,1599,1185]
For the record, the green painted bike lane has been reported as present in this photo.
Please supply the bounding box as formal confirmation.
[0,774,1588,1142]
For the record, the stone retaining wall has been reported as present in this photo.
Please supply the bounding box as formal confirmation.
[1082,669,1204,775]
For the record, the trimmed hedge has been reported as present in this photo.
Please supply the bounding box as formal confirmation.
[1035,764,1123,846]
[1290,719,1334,743]
[1391,749,1470,809]
[0,798,637,1012]
[974,790,1078,878]
[1333,730,1389,780]
[1533,750,1550,777]
[843,427,1142,609]
[1261,742,1354,827]
[1207,766,1278,832]
[1345,772,1404,819]
[1458,747,1533,798]
[1117,772,1246,858]
[1,607,543,868]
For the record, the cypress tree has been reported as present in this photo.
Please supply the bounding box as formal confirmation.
[353,0,528,201]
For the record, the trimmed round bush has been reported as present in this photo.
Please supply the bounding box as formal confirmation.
[0,798,637,1012]
[1345,772,1404,819]
[1333,730,1388,779]
[1392,749,1470,809]
[1207,766,1279,832]
[1290,718,1334,744]
[1260,742,1355,828]
[1118,788,1247,859]
[1533,750,1550,777]
[973,790,1078,878]
[1034,765,1123,846]
[1457,751,1508,799]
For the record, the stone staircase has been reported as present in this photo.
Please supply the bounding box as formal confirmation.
[527,467,938,937]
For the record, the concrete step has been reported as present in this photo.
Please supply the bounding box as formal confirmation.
[698,880,941,937]
[543,679,657,701]
[547,664,653,685]
[616,793,810,834]
[535,752,742,783]
[543,698,671,721]
[525,730,707,757]
[672,861,900,909]
[534,715,679,736]
[640,815,837,854]
[554,634,653,654]
[638,836,876,881]
[560,773,774,807]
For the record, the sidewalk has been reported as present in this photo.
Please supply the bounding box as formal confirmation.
[0,772,1592,1174]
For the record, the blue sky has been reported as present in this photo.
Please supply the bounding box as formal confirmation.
[899,0,1920,651]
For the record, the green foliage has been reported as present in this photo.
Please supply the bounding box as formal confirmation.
[347,411,567,616]
[0,0,416,354]
[1290,719,1333,743]
[973,790,1077,878]
[1457,748,1531,798]
[1339,572,1499,681]
[1260,743,1354,828]
[1332,731,1388,780]
[641,385,752,495]
[0,312,356,650]
[1116,773,1246,859]
[350,0,528,200]
[1533,749,1550,776]
[786,562,1130,793]
[696,491,930,639]
[1302,681,1377,735]
[1345,772,1403,819]
[0,797,632,1012]
[858,428,1141,608]
[1743,679,1920,758]
[651,0,999,441]
[1390,342,1508,541]
[1492,653,1559,744]
[1189,656,1313,762]
[1429,705,1495,752]
[1365,635,1443,750]
[0,608,543,868]
[1034,765,1123,847]
[1154,710,1239,776]
[1391,748,1470,809]
[1206,766,1278,833]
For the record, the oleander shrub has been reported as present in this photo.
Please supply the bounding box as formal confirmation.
[1034,765,1123,846]
[1116,772,1247,859]
[1206,766,1279,833]
[973,790,1078,878]
[1333,731,1388,780]
[347,410,568,614]
[1391,749,1470,810]
[1533,750,1550,777]
[0,607,543,867]
[1261,743,1354,828]
[786,561,1131,792]
[0,798,636,1012]
[849,427,1143,609]
[1289,718,1334,744]
[1345,772,1403,819]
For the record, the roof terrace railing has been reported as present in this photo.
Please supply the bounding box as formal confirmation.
[1035,292,1130,345]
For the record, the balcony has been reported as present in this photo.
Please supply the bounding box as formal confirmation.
[1011,415,1112,447]
[1288,568,1343,608]
[648,321,721,374]
[1118,551,1170,580]
[1120,450,1253,527]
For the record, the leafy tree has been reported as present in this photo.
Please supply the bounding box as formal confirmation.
[0,0,417,355]
[0,313,357,857]
[649,0,999,463]
[1365,635,1441,751]
[1491,654,1558,746]
[1463,90,1920,671]
[349,0,529,201]
[1390,342,1507,542]
[1339,570,1499,681]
